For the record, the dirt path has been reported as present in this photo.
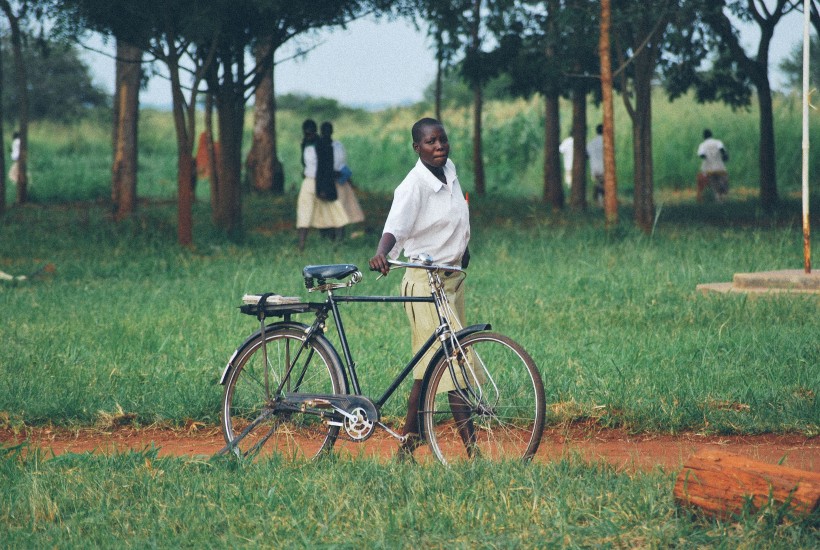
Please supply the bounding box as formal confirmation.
[3,425,818,473]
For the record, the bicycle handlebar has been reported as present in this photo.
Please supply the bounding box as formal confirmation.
[387,259,464,274]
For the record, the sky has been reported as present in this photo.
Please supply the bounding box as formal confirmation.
[81,10,807,110]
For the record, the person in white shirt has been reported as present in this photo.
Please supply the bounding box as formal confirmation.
[696,128,729,203]
[586,124,604,206]
[558,135,573,187]
[8,131,20,185]
[369,117,472,461]
[320,121,364,233]
[296,119,348,250]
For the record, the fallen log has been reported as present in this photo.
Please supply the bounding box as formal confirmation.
[674,449,820,519]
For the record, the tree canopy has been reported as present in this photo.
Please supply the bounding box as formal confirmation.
[1,34,108,121]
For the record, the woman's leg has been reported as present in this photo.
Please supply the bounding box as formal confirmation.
[448,390,477,456]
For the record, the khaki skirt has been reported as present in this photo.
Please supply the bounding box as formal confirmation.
[401,267,470,392]
[296,178,349,229]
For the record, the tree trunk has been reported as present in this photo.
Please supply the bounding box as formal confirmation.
[270,62,284,195]
[167,54,194,246]
[756,77,778,210]
[570,86,587,210]
[214,61,245,238]
[544,94,563,208]
[111,41,141,221]
[470,0,485,196]
[7,10,28,204]
[472,83,485,196]
[205,92,219,217]
[248,37,275,193]
[0,37,6,215]
[599,0,617,225]
[632,52,655,233]
[435,51,443,122]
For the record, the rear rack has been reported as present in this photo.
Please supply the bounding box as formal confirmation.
[239,293,315,318]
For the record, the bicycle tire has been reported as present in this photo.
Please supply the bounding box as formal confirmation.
[222,325,346,459]
[420,332,545,464]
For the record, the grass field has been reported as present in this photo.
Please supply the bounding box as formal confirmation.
[8,91,819,204]
[1,191,818,434]
[1,96,819,547]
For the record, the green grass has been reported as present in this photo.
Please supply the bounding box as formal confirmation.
[9,91,819,206]
[1,100,819,548]
[0,191,817,434]
[1,446,817,548]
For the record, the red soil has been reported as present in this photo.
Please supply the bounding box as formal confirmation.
[3,424,818,473]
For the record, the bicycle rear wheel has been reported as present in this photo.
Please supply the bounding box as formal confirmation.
[420,332,545,464]
[222,326,345,459]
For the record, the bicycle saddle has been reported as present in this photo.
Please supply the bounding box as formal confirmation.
[302,264,359,281]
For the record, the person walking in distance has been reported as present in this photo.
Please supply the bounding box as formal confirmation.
[321,121,364,237]
[296,119,348,250]
[558,134,573,188]
[8,131,21,187]
[586,124,604,207]
[696,129,729,203]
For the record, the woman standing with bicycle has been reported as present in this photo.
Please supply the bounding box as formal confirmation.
[369,117,473,460]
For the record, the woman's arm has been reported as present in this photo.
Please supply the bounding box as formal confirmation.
[369,232,397,275]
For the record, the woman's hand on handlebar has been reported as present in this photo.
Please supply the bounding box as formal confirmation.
[370,232,397,276]
[369,253,391,276]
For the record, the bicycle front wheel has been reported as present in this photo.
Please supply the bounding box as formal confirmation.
[222,326,345,460]
[421,332,545,464]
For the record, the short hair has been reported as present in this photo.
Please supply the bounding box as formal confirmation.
[703,128,712,139]
[412,117,443,143]
[302,119,317,133]
[596,124,603,135]
[320,121,333,137]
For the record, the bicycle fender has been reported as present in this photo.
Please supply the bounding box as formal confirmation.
[219,321,340,386]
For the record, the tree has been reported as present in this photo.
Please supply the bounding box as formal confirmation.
[561,0,600,210]
[61,0,218,244]
[0,37,5,214]
[611,0,685,232]
[415,0,491,195]
[600,0,618,225]
[204,1,373,238]
[53,2,140,221]
[244,4,373,198]
[246,37,282,194]
[466,0,486,195]
[111,39,141,221]
[490,0,566,208]
[779,35,820,92]
[0,34,107,121]
[414,0,465,121]
[0,0,44,204]
[699,0,798,211]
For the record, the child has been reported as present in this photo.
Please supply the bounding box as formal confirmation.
[369,117,473,460]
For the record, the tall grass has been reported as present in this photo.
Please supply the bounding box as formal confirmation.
[7,91,818,206]
[0,191,817,434]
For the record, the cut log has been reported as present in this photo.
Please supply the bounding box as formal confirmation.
[674,449,820,519]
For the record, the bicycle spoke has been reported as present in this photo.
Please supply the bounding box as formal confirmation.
[422,332,545,464]
[222,327,344,460]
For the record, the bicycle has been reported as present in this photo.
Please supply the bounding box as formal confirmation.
[218,257,546,465]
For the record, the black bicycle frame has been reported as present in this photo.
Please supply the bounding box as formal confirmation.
[318,292,451,409]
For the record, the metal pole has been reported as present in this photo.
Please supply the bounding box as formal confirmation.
[802,0,812,273]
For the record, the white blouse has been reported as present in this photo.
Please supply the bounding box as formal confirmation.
[383,158,470,267]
